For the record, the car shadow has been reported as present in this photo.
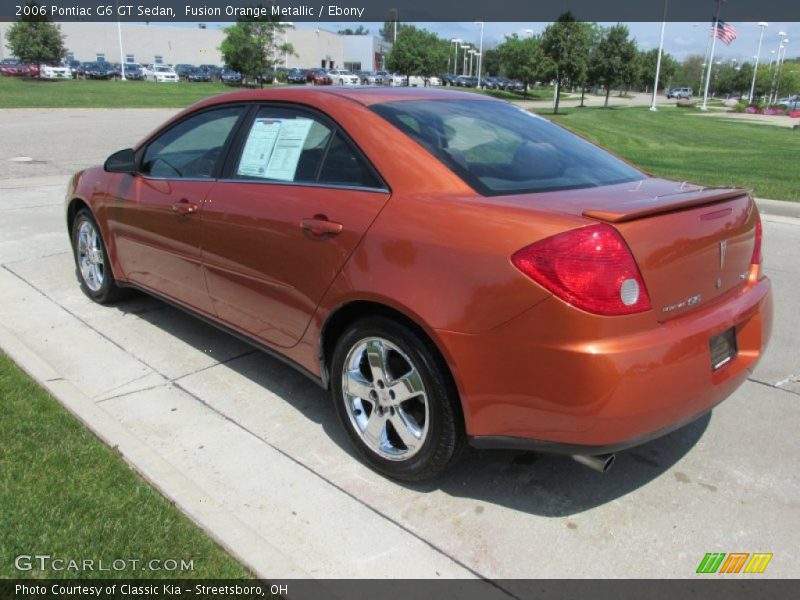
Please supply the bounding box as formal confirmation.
[114,294,710,518]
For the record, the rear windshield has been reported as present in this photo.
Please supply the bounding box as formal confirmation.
[371,99,644,196]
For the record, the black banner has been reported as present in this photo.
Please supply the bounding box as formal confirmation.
[1,0,800,23]
[2,579,800,600]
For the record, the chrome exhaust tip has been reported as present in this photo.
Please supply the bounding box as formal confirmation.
[571,453,616,473]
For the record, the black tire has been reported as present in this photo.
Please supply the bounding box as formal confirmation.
[331,316,465,481]
[71,209,129,304]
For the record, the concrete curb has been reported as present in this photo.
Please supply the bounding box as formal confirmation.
[755,197,800,220]
[0,321,311,580]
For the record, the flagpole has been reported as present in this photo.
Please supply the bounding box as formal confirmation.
[650,0,668,111]
[701,0,725,111]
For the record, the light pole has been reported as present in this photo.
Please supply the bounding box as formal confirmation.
[749,22,768,103]
[774,39,789,102]
[116,0,126,81]
[650,0,668,111]
[462,45,471,76]
[451,39,462,76]
[389,8,398,43]
[769,32,787,103]
[469,50,475,76]
[702,0,726,111]
[475,21,484,87]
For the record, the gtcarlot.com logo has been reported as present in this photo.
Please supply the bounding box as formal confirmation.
[696,552,773,574]
[14,554,195,572]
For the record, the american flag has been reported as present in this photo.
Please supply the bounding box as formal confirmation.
[712,20,738,45]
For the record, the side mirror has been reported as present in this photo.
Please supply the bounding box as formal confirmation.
[104,148,136,174]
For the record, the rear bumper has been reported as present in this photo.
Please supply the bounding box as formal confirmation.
[437,274,772,451]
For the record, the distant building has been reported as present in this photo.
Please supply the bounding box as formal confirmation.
[0,22,391,71]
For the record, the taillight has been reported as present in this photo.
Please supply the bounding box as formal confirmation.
[511,223,651,316]
[751,211,763,265]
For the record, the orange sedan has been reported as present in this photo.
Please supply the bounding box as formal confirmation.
[66,88,772,480]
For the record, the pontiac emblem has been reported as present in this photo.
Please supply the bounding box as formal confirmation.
[719,240,728,269]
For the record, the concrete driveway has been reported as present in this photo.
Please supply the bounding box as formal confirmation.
[1,109,799,581]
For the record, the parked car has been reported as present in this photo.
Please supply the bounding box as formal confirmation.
[146,65,178,83]
[220,69,242,85]
[373,71,392,85]
[174,64,195,79]
[455,75,478,88]
[328,69,360,86]
[777,95,800,110]
[382,73,406,87]
[81,62,115,80]
[120,63,145,81]
[40,64,72,79]
[185,68,211,83]
[439,73,458,86]
[408,75,441,87]
[67,87,772,481]
[667,87,693,99]
[306,68,332,85]
[199,64,222,81]
[0,59,36,77]
[356,70,378,85]
[286,68,307,84]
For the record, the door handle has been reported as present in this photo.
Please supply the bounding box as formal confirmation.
[171,199,199,216]
[300,216,343,237]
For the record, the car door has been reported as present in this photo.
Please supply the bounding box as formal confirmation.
[201,104,391,348]
[106,105,246,315]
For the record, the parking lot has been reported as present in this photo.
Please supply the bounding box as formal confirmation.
[1,108,799,580]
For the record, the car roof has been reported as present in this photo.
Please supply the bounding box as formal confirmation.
[191,86,503,109]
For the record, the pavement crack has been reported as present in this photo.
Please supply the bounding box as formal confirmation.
[171,349,259,383]
[97,383,167,404]
[747,377,800,397]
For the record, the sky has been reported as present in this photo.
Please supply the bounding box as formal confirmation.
[188,21,798,63]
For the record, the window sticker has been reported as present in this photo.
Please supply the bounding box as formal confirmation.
[237,118,314,181]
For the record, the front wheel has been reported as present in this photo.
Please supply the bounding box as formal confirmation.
[71,209,129,304]
[331,317,465,481]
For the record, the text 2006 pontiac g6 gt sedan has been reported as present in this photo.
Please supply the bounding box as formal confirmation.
[66,87,772,480]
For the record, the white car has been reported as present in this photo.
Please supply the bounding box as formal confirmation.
[383,73,407,87]
[777,95,799,110]
[40,64,72,79]
[408,75,442,87]
[147,65,178,83]
[328,69,360,86]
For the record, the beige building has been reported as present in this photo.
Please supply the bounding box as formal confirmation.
[0,22,390,70]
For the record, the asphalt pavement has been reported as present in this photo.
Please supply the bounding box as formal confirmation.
[1,108,798,581]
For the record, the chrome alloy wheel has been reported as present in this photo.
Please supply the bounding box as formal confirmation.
[342,337,430,461]
[77,220,105,292]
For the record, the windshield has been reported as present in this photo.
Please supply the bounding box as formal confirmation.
[371,99,644,196]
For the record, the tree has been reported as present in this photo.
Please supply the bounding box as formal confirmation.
[220,8,293,87]
[385,26,448,84]
[6,1,65,76]
[497,34,547,98]
[380,20,411,43]
[673,54,706,89]
[636,48,678,93]
[481,47,502,78]
[590,24,638,107]
[541,12,591,113]
[338,26,369,36]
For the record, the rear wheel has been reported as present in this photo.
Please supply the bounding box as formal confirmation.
[331,317,465,481]
[71,209,128,304]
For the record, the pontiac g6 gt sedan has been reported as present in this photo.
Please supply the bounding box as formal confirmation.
[66,87,772,480]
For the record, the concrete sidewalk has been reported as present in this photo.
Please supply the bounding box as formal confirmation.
[1,109,799,582]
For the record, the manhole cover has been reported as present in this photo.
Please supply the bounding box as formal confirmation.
[8,156,34,163]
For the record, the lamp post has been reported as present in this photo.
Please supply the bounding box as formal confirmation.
[769,32,787,103]
[774,38,789,102]
[650,0,669,111]
[475,21,484,87]
[749,22,768,103]
[116,0,126,81]
[451,39,462,76]
[462,45,471,76]
[284,22,293,68]
[469,50,476,76]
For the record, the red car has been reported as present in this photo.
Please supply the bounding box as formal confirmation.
[305,68,333,86]
[66,88,772,480]
[0,61,38,77]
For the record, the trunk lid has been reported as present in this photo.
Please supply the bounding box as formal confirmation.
[493,178,758,320]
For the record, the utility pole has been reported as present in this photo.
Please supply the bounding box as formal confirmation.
[749,22,768,103]
[650,0,668,111]
[701,0,726,111]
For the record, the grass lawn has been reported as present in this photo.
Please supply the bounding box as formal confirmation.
[0,352,250,579]
[539,106,799,201]
[0,77,241,108]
